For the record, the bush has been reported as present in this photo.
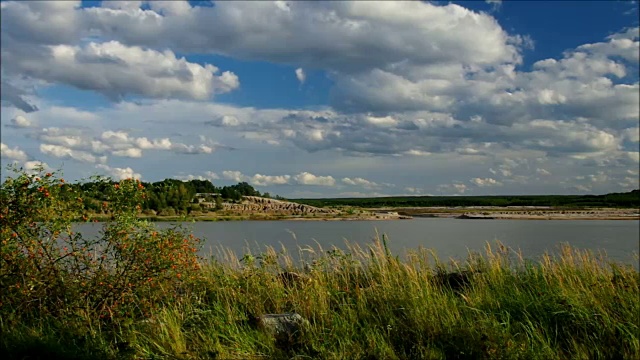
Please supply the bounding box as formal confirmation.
[0,165,203,324]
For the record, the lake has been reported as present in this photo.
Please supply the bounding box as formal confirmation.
[75,219,640,266]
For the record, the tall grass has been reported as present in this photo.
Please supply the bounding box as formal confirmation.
[2,236,638,360]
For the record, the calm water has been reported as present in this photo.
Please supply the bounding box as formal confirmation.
[75,219,640,266]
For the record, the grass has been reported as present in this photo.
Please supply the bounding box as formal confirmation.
[2,237,639,360]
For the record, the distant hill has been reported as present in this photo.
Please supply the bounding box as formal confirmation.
[289,189,640,208]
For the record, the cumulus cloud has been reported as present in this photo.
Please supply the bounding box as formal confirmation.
[23,160,52,174]
[577,27,639,63]
[221,170,340,187]
[134,137,173,150]
[250,174,291,186]
[437,183,468,194]
[404,149,431,157]
[112,148,143,158]
[100,130,216,155]
[404,187,423,194]
[207,115,241,127]
[293,172,336,186]
[295,68,306,84]
[96,164,142,180]
[3,41,239,102]
[222,170,246,183]
[341,177,378,188]
[170,143,214,155]
[176,171,220,182]
[1,142,28,161]
[622,127,640,143]
[6,115,33,128]
[40,144,107,164]
[1,2,638,196]
[470,177,502,187]
[0,1,521,114]
[25,127,221,163]
[536,168,551,176]
[100,1,143,12]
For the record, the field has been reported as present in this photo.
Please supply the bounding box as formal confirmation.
[2,238,639,360]
[2,169,639,359]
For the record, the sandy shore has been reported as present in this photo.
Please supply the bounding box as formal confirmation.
[372,207,640,221]
[89,207,638,222]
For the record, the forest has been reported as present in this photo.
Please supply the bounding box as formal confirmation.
[62,176,640,216]
[290,189,640,208]
[73,179,280,216]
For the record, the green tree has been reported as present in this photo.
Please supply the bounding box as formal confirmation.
[214,196,223,211]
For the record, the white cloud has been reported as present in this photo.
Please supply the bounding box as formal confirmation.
[170,143,214,155]
[35,127,86,148]
[208,115,241,127]
[134,137,173,150]
[101,1,143,12]
[588,171,610,183]
[577,27,639,63]
[100,130,215,156]
[204,171,220,180]
[626,151,640,163]
[341,177,378,188]
[222,170,246,183]
[3,39,239,101]
[112,148,143,158]
[572,184,592,192]
[0,1,521,114]
[536,168,551,176]
[1,142,28,161]
[40,143,106,164]
[404,187,423,194]
[7,115,33,128]
[293,172,336,186]
[222,170,337,187]
[176,170,220,182]
[250,174,291,186]
[295,68,306,84]
[0,3,638,196]
[96,164,141,180]
[622,127,640,143]
[404,149,431,157]
[457,147,481,155]
[365,115,398,127]
[437,183,468,194]
[23,160,52,174]
[470,177,502,187]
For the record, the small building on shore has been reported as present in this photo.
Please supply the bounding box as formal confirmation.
[193,193,221,203]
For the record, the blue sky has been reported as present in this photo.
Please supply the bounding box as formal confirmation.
[1,1,638,197]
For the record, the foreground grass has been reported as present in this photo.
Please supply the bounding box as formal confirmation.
[2,238,639,360]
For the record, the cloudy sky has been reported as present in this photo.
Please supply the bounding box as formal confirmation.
[1,0,638,198]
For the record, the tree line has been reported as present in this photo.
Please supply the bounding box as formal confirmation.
[290,189,640,208]
[74,179,284,216]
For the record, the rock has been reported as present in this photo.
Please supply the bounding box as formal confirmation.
[257,313,309,347]
[223,196,337,215]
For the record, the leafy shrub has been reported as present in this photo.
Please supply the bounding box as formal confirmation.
[0,165,202,324]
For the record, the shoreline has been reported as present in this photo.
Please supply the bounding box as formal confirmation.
[81,207,640,222]
[391,207,640,221]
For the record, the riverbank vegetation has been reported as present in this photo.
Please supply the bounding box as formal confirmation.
[2,168,639,359]
[5,164,638,220]
[291,190,640,209]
